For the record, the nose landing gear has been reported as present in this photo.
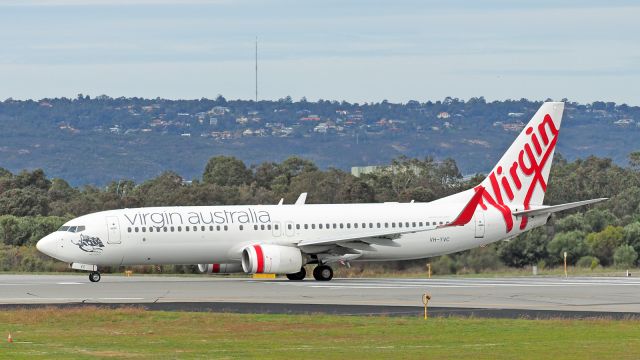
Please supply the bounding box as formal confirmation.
[89,271,101,283]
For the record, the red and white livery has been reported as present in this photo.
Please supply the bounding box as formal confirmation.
[37,102,606,282]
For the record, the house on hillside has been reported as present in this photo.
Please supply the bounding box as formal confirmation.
[437,112,450,119]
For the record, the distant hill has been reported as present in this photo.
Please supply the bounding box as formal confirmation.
[0,96,638,185]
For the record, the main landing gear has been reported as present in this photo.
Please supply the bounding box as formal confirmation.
[89,271,101,283]
[285,265,334,281]
[312,265,333,281]
[286,267,306,281]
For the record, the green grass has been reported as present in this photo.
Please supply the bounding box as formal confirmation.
[1,307,639,359]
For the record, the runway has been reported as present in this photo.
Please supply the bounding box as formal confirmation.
[1,274,639,318]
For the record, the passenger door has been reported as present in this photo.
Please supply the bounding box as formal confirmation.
[106,216,122,244]
[474,212,485,238]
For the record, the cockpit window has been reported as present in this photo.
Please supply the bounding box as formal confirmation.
[75,226,85,232]
[67,226,77,233]
[58,226,70,232]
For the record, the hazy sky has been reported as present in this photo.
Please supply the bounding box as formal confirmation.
[1,0,639,104]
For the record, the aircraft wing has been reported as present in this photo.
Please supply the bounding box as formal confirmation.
[512,198,608,218]
[296,225,438,248]
[296,187,485,250]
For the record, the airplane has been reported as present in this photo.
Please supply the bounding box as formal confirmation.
[36,102,606,282]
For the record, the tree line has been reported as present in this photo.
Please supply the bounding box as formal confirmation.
[0,153,639,273]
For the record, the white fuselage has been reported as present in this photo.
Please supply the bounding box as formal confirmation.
[36,189,546,267]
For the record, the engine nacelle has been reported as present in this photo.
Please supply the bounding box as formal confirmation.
[241,244,302,274]
[197,263,243,274]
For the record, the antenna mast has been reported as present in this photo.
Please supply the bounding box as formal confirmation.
[255,36,258,102]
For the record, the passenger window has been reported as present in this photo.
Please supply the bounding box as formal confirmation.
[177,226,181,232]
[326,223,330,229]
[127,227,132,233]
[392,223,396,228]
[288,224,292,230]
[354,223,358,229]
[239,225,243,231]
[217,225,221,231]
[369,223,373,228]
[377,223,381,228]
[254,225,259,230]
[419,222,423,227]
[186,227,190,232]
[412,222,416,227]
[135,227,139,232]
[170,226,174,232]
[142,227,146,232]
[339,223,344,229]
[163,227,168,232]
[267,225,272,230]
[439,221,443,225]
[193,226,197,231]
[406,222,410,227]
[304,224,308,229]
[275,224,279,230]
[385,223,389,228]
[224,225,228,231]
[333,224,337,229]
[149,227,154,233]
[398,223,402,228]
[347,223,351,229]
[296,224,300,230]
[209,226,214,231]
[319,224,323,229]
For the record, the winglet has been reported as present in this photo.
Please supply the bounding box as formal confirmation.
[295,192,307,206]
[445,186,485,227]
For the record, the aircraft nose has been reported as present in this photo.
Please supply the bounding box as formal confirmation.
[36,233,57,257]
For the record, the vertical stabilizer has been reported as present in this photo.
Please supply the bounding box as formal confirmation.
[478,102,564,232]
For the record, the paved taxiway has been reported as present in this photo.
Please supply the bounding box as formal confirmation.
[1,274,639,317]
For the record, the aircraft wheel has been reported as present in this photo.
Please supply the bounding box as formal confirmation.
[313,265,333,281]
[286,267,306,281]
[89,271,101,283]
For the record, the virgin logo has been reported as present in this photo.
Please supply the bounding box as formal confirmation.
[476,114,559,233]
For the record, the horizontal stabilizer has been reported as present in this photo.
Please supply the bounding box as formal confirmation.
[512,198,608,218]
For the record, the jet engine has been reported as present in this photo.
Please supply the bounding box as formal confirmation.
[198,263,243,274]
[241,244,302,274]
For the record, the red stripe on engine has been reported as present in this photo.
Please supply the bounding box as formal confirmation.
[212,263,220,273]
[253,245,264,273]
